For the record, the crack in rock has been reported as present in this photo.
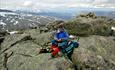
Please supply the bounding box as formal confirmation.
[0,35,32,54]
[3,52,13,70]
[0,37,5,50]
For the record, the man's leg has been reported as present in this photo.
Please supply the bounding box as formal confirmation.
[59,41,68,53]
[51,39,57,46]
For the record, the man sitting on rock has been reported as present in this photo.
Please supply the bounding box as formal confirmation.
[50,21,69,57]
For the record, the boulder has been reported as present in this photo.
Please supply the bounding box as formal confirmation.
[72,36,115,70]
[0,39,72,70]
[5,54,72,70]
[0,34,33,54]
[65,13,115,36]
[0,30,9,37]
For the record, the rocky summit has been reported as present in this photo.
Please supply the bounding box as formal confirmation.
[0,13,115,70]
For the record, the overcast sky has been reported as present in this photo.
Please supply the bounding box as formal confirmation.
[0,0,115,11]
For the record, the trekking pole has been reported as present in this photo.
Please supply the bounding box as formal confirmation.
[77,36,80,42]
[75,33,80,42]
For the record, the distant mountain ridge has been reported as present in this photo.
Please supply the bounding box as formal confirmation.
[0,12,57,31]
[16,10,115,20]
[0,9,13,12]
[0,9,115,20]
[15,10,72,20]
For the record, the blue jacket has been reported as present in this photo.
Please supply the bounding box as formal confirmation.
[55,31,69,40]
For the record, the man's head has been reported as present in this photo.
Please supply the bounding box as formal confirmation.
[54,21,65,29]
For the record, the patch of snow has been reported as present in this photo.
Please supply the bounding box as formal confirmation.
[13,21,19,25]
[37,18,40,20]
[28,19,33,21]
[41,16,46,18]
[6,18,9,20]
[0,12,17,16]
[29,24,33,27]
[0,21,6,29]
[47,18,52,20]
[9,31,18,35]
[10,19,15,23]
[27,14,33,16]
[0,21,6,26]
[111,26,115,31]
[0,13,5,17]
[18,18,22,19]
[6,30,18,35]
[32,23,37,26]
[37,21,41,24]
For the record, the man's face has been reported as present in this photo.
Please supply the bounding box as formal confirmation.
[59,23,64,26]
[57,28,64,33]
[58,23,64,28]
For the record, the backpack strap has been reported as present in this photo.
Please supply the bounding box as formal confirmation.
[65,41,74,54]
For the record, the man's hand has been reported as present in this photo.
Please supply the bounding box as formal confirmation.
[57,39,62,42]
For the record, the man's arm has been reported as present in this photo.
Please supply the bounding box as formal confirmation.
[61,32,69,41]
[50,31,58,40]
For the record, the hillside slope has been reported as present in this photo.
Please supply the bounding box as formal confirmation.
[0,13,115,70]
